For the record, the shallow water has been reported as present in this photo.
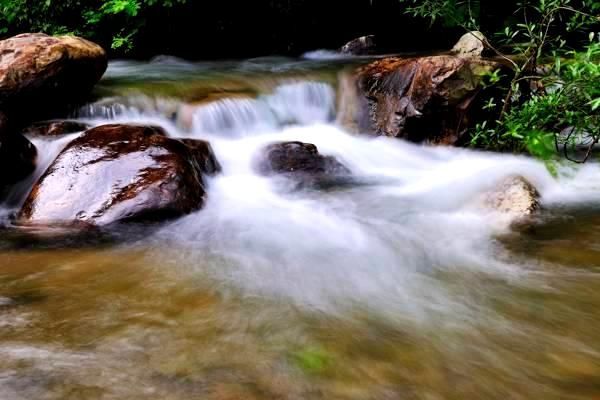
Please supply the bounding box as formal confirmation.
[2,56,600,399]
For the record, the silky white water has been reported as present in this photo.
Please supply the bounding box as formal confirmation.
[7,80,600,311]
[3,66,600,399]
[48,79,594,320]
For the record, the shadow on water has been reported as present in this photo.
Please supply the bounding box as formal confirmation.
[0,222,169,253]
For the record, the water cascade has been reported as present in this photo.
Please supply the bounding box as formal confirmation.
[2,59,600,400]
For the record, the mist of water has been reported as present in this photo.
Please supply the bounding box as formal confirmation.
[3,78,599,322]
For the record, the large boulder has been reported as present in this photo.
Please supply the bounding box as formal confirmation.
[18,124,218,226]
[254,141,350,187]
[0,33,107,122]
[340,55,498,144]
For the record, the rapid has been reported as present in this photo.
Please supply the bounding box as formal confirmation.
[2,56,600,400]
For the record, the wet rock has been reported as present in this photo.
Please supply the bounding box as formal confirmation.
[22,120,90,137]
[481,176,540,216]
[339,35,377,55]
[350,55,499,144]
[451,31,487,58]
[180,139,222,175]
[0,131,37,196]
[0,33,107,121]
[18,124,209,226]
[254,141,350,187]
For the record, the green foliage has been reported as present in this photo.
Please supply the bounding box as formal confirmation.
[504,41,600,162]
[399,0,599,163]
[470,41,599,162]
[0,0,187,51]
[399,0,480,29]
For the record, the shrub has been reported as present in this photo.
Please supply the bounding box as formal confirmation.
[0,0,187,51]
[399,0,599,162]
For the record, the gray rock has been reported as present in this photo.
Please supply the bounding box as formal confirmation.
[340,35,377,55]
[481,176,540,216]
[451,31,486,58]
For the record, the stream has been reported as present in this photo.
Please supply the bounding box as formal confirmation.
[2,55,600,399]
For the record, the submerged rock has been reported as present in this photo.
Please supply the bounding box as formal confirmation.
[0,33,107,121]
[481,176,540,216]
[254,141,350,187]
[18,124,212,226]
[339,35,377,55]
[344,55,498,144]
[22,120,90,137]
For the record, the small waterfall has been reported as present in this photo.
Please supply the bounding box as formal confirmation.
[189,81,335,137]
[266,82,335,125]
[190,98,277,137]
[76,95,181,122]
[4,69,597,312]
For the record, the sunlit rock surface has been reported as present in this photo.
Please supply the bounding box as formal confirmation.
[478,176,541,217]
[0,33,107,120]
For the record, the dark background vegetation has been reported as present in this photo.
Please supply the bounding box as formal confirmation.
[1,0,521,59]
[1,0,596,161]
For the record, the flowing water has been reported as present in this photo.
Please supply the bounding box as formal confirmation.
[2,56,600,399]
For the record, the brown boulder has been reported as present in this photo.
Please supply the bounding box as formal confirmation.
[180,138,222,175]
[254,141,350,187]
[0,33,107,121]
[18,124,212,226]
[347,55,498,144]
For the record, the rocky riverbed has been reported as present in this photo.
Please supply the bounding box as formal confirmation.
[1,34,600,400]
